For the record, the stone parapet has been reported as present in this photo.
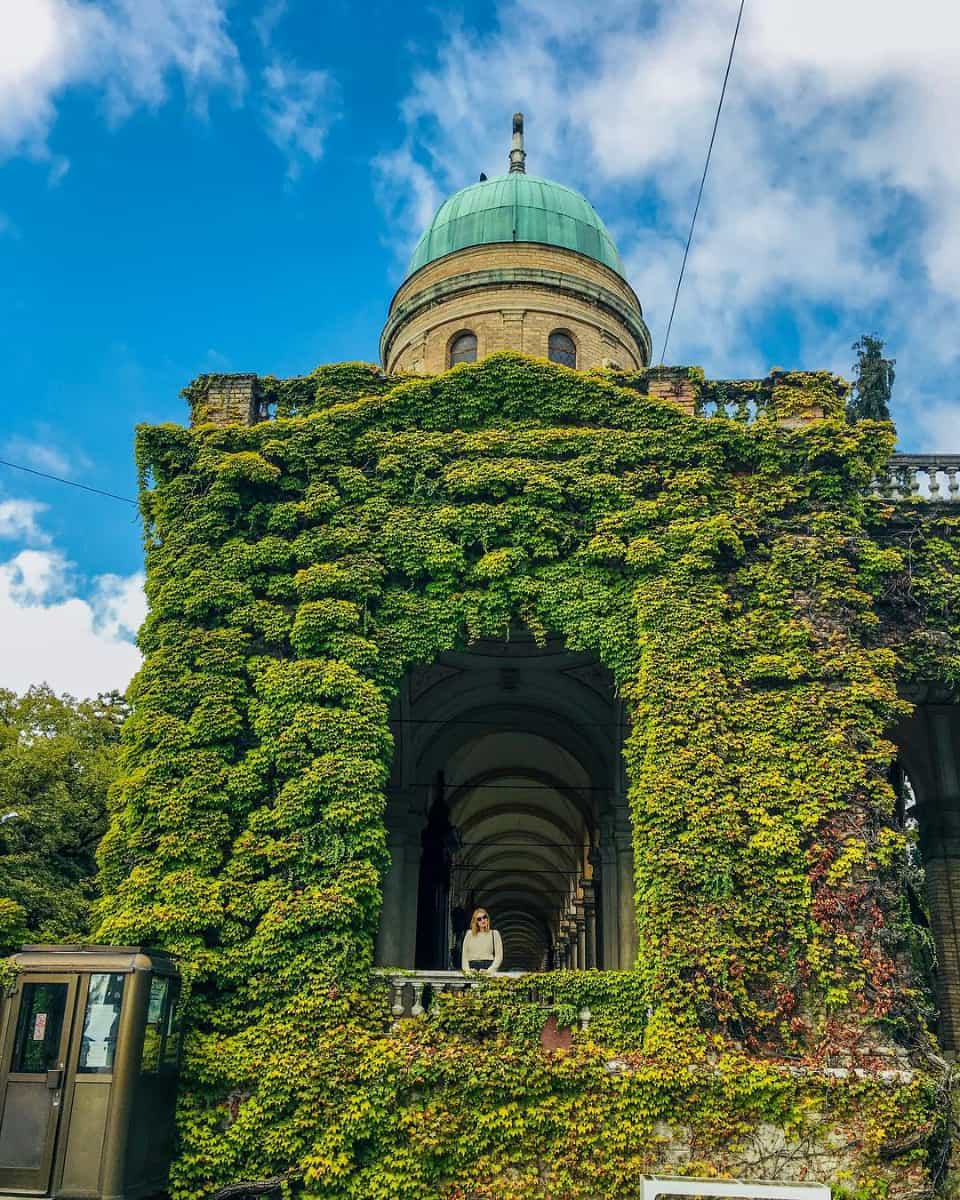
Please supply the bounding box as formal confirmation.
[184,373,261,427]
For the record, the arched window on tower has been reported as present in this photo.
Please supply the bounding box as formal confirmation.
[548,330,577,369]
[449,331,478,366]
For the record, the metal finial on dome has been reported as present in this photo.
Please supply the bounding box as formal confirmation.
[509,112,526,174]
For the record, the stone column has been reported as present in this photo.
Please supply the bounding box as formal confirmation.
[559,921,573,969]
[918,707,960,1054]
[599,815,619,969]
[615,819,637,969]
[581,880,597,969]
[576,913,587,971]
[926,855,960,1052]
[375,826,420,968]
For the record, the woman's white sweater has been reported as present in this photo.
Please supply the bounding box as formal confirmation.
[461,929,503,973]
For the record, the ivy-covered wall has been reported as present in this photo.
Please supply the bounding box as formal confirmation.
[96,355,958,1197]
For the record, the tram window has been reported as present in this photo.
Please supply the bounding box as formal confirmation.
[13,983,68,1073]
[78,973,124,1073]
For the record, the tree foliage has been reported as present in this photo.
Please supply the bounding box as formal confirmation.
[847,334,896,423]
[0,687,126,953]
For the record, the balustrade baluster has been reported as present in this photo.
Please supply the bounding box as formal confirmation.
[411,981,426,1017]
[391,981,405,1020]
[869,455,960,503]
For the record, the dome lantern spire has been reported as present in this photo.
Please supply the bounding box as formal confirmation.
[509,112,526,174]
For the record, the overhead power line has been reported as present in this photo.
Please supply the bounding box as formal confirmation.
[0,458,138,506]
[659,0,746,366]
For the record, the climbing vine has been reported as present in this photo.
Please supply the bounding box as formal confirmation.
[95,354,957,1197]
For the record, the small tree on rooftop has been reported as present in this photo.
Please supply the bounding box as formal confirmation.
[847,334,896,422]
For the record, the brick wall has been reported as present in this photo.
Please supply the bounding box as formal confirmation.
[383,243,649,375]
[189,374,260,427]
[387,285,643,375]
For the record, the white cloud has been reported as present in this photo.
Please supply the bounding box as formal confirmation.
[91,570,147,641]
[262,59,338,179]
[253,0,287,49]
[0,496,144,696]
[0,0,244,168]
[378,0,960,440]
[915,404,960,455]
[1,0,343,185]
[2,434,76,477]
[2,548,65,600]
[0,548,144,696]
[0,500,48,543]
[373,144,443,261]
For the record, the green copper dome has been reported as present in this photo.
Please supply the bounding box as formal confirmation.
[407,173,626,279]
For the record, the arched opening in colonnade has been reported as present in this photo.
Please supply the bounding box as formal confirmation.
[892,696,960,1053]
[374,634,637,973]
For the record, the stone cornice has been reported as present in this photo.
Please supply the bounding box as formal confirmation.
[380,265,653,367]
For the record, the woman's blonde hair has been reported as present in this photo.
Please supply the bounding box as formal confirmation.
[469,908,490,936]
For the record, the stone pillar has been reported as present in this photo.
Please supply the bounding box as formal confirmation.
[500,309,525,354]
[768,369,842,428]
[615,819,637,969]
[188,373,261,427]
[600,816,619,968]
[375,827,420,968]
[918,707,960,1054]
[576,913,587,971]
[647,368,697,416]
[582,881,597,969]
[559,918,574,970]
[926,855,960,1052]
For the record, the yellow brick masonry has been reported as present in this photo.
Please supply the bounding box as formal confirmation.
[383,243,648,375]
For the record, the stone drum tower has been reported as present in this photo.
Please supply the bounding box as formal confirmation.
[380,114,652,375]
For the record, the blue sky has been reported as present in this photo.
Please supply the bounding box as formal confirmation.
[1,0,958,695]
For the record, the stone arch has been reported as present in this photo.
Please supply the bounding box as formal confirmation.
[374,634,635,972]
[891,694,960,1050]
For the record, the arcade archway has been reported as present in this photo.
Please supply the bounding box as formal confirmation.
[374,635,636,972]
[892,695,960,1052]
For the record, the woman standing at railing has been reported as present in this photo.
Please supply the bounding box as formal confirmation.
[461,908,503,975]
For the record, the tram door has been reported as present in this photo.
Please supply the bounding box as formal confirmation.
[0,974,78,1192]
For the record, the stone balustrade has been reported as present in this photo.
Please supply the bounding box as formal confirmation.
[381,970,593,1030]
[639,1180,829,1200]
[872,453,960,502]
